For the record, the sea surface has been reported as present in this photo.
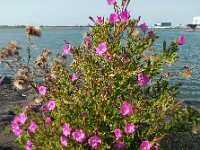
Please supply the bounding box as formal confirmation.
[0,28,200,101]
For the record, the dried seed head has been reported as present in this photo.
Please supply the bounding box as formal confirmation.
[0,41,20,59]
[131,29,139,37]
[70,47,79,60]
[70,60,78,67]
[25,26,41,37]
[42,49,51,58]
[122,0,127,6]
[51,59,64,71]
[35,56,46,68]
[50,70,58,79]
[83,32,89,39]
[149,53,157,61]
[128,19,140,36]
[35,49,51,68]
[0,48,16,59]
[141,50,147,58]
[13,74,29,90]
[0,48,7,59]
[17,69,27,75]
[163,72,171,79]
[83,32,92,41]
[7,41,19,50]
[0,52,4,59]
[192,125,200,134]
[50,59,65,79]
[13,69,29,90]
[35,97,43,104]
[181,66,193,78]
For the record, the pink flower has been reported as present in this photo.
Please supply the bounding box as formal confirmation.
[178,35,186,45]
[148,31,154,36]
[120,10,130,23]
[47,99,56,111]
[120,101,134,116]
[107,54,113,60]
[88,135,102,149]
[19,113,27,124]
[107,0,116,5]
[25,140,33,150]
[63,43,71,55]
[38,85,46,96]
[114,141,127,149]
[72,129,86,143]
[72,73,78,81]
[60,135,68,147]
[96,42,108,56]
[114,129,123,139]
[11,123,22,136]
[140,140,152,150]
[62,123,71,137]
[124,123,135,134]
[155,143,160,150]
[110,13,120,24]
[96,16,103,23]
[121,54,127,61]
[140,22,148,32]
[85,36,92,43]
[45,117,51,124]
[13,116,20,124]
[137,73,149,85]
[28,122,38,133]
[40,105,47,111]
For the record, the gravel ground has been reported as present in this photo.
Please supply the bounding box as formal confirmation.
[0,77,32,150]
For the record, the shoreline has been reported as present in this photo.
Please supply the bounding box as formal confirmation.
[0,25,93,30]
[0,25,190,30]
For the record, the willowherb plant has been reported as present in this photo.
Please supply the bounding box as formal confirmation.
[0,0,199,149]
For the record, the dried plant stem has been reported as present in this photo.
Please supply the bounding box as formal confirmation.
[0,75,6,85]
[125,0,130,10]
[153,134,167,143]
[0,60,17,73]
[29,80,38,93]
[163,99,184,113]
[27,36,33,73]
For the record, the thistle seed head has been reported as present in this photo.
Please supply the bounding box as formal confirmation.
[25,26,41,37]
[13,69,29,90]
[35,97,43,104]
[0,41,20,59]
[181,66,193,78]
[35,49,51,68]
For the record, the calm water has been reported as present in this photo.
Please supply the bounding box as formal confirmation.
[0,28,200,101]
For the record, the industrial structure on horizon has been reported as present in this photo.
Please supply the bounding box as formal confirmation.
[152,22,172,28]
[187,16,200,29]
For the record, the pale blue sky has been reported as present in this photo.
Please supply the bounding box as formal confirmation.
[0,0,199,26]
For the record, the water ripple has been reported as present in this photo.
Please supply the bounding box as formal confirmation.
[0,28,199,101]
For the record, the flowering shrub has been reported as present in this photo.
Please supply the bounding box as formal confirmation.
[0,0,198,149]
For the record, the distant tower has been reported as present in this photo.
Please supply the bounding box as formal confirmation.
[193,16,200,25]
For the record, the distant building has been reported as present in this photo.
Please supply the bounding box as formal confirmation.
[187,16,200,29]
[153,22,172,28]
